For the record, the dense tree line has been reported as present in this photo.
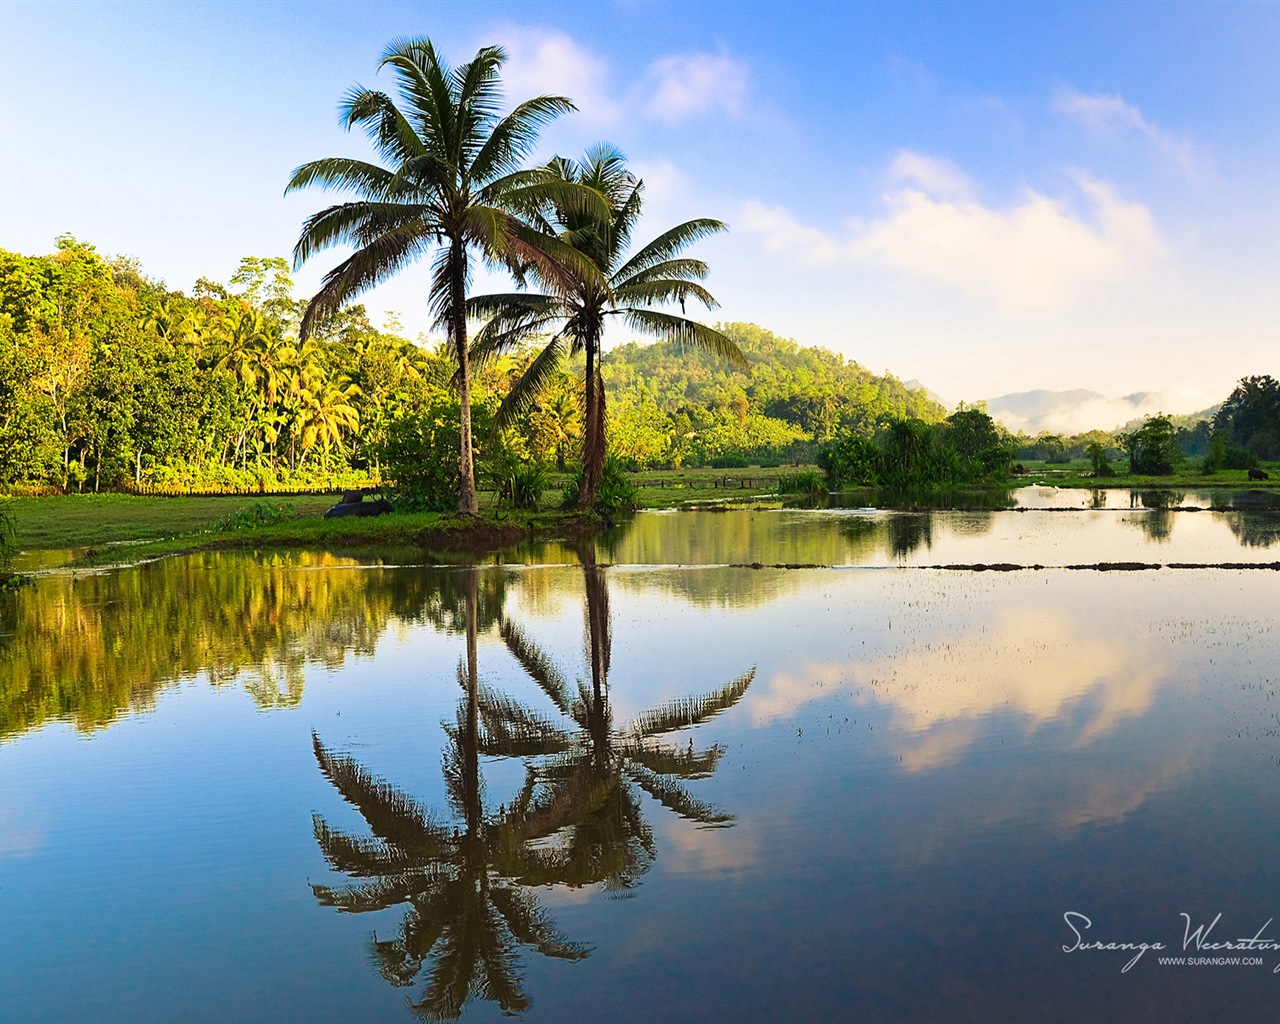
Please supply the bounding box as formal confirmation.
[0,239,454,493]
[0,238,949,494]
[602,322,946,468]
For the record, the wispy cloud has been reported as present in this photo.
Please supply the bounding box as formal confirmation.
[740,154,1165,317]
[642,47,749,122]
[1053,88,1196,176]
[493,26,623,125]
[887,150,972,198]
[491,26,751,127]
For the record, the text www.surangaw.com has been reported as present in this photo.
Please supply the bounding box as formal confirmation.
[1062,912,1280,973]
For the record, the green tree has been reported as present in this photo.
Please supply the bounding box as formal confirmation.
[470,145,746,507]
[1124,414,1181,475]
[1214,375,1280,460]
[287,37,590,513]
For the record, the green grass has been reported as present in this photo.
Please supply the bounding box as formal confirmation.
[7,456,1276,571]
[1014,459,1279,489]
[3,493,337,550]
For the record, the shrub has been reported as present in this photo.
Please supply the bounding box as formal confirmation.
[709,454,750,469]
[490,458,547,511]
[213,501,296,532]
[776,470,826,497]
[377,398,474,511]
[817,434,879,488]
[1087,441,1114,477]
[561,457,638,514]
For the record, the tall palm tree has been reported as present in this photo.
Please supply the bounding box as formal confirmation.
[470,145,748,507]
[287,37,600,512]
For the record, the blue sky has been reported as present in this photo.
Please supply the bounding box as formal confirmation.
[3,1,1279,412]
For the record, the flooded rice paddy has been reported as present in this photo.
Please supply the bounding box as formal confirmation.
[3,492,1280,1021]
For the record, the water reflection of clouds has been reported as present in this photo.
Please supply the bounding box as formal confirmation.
[657,817,761,877]
[855,607,1165,765]
[0,803,45,859]
[744,603,1166,772]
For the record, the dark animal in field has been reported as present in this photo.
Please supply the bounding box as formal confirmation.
[340,489,366,505]
[1012,464,1027,476]
[324,497,393,518]
[1249,468,1270,481]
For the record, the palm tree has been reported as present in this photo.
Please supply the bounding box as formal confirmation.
[287,37,600,513]
[470,145,748,507]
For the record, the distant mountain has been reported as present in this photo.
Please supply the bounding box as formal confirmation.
[904,379,950,408]
[985,389,1215,435]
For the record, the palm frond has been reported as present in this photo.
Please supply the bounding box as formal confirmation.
[625,763,734,826]
[313,815,418,875]
[615,280,719,311]
[311,870,446,914]
[472,686,575,756]
[614,257,710,290]
[285,157,399,198]
[340,87,428,167]
[615,218,726,280]
[471,96,577,181]
[619,309,749,370]
[498,620,576,716]
[490,885,591,960]
[629,668,755,737]
[313,732,451,847]
[619,740,725,779]
[493,331,568,428]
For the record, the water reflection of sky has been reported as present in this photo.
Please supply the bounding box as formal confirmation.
[3,510,1280,1021]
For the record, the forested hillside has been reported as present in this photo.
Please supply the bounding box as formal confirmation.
[0,239,946,492]
[603,322,947,467]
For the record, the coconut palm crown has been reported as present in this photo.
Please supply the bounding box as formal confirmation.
[469,145,748,507]
[286,37,602,512]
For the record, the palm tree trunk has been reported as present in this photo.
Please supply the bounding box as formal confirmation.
[451,239,479,514]
[575,348,605,508]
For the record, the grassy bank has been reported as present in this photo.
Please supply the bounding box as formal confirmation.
[0,491,605,569]
[1013,459,1279,490]
[5,459,1276,571]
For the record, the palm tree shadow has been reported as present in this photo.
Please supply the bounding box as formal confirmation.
[311,568,588,1021]
[491,546,755,896]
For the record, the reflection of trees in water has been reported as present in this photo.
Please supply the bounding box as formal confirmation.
[1120,491,1186,544]
[886,513,933,558]
[0,551,412,741]
[1221,513,1280,548]
[311,563,751,1018]
[312,573,585,1021]
[495,549,753,894]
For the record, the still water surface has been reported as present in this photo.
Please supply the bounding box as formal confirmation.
[3,499,1280,1021]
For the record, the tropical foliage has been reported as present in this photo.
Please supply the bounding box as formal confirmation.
[819,407,1014,488]
[287,37,596,513]
[1122,414,1182,475]
[470,145,746,506]
[1213,375,1280,460]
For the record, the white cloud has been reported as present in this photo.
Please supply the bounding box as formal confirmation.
[630,158,686,206]
[887,150,972,198]
[740,156,1165,317]
[642,48,749,122]
[492,26,622,125]
[1053,89,1196,176]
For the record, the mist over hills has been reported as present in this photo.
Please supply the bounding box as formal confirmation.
[980,389,1217,435]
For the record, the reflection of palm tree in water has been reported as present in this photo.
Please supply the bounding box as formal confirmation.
[492,547,754,894]
[311,568,586,1021]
